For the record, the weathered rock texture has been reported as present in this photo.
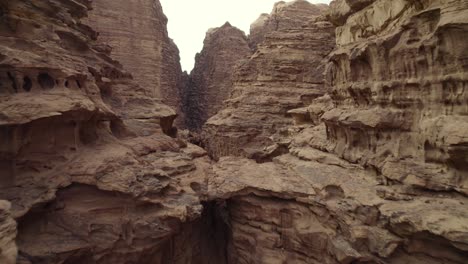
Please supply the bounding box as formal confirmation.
[0,1,219,263]
[201,0,468,263]
[0,201,16,264]
[86,0,186,127]
[185,23,252,130]
[2,0,468,263]
[249,0,329,49]
[203,2,335,160]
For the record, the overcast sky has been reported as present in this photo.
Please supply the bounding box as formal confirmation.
[160,0,331,72]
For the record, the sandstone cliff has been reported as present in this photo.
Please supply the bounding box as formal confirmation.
[203,2,335,161]
[185,23,252,131]
[0,1,216,263]
[201,0,468,262]
[249,0,329,49]
[86,0,186,127]
[2,0,468,263]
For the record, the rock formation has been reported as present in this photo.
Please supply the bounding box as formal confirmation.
[249,0,329,49]
[203,2,335,160]
[0,0,216,263]
[0,201,16,264]
[185,23,252,130]
[86,0,186,127]
[1,0,468,263]
[202,0,468,263]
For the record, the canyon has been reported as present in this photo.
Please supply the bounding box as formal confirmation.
[0,0,467,264]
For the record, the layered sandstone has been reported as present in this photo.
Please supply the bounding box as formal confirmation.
[249,0,329,49]
[185,23,252,130]
[201,0,468,263]
[0,1,216,263]
[86,0,186,127]
[2,0,468,263]
[203,2,335,160]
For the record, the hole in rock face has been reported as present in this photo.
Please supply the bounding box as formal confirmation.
[110,120,132,139]
[64,80,69,88]
[23,76,32,92]
[323,185,345,200]
[37,73,55,89]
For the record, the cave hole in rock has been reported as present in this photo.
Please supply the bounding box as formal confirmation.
[37,73,55,89]
[99,85,112,99]
[110,120,131,139]
[198,201,230,263]
[65,80,69,88]
[23,76,32,92]
[79,122,99,145]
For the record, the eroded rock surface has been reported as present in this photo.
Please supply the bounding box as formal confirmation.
[203,3,335,160]
[0,201,16,264]
[249,0,329,50]
[185,23,252,130]
[0,1,216,263]
[201,0,468,263]
[86,0,186,127]
[2,0,468,263]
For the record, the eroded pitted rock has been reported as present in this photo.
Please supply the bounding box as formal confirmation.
[324,0,468,194]
[202,0,468,263]
[0,1,214,263]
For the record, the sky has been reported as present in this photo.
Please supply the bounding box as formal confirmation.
[160,0,332,72]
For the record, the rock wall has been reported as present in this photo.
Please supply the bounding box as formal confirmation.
[2,0,467,263]
[86,0,186,127]
[202,0,468,263]
[203,2,335,160]
[0,1,218,263]
[185,23,252,131]
[324,0,468,194]
[249,0,328,49]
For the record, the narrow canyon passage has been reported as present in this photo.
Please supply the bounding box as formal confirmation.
[1,0,468,264]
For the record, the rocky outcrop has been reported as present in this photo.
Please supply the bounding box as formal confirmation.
[0,1,217,263]
[2,0,468,263]
[324,0,468,194]
[86,0,186,127]
[185,23,252,131]
[249,0,329,49]
[203,3,335,160]
[201,0,468,263]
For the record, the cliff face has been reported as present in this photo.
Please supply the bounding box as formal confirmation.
[325,0,468,194]
[203,2,335,160]
[249,0,329,49]
[185,23,252,131]
[202,0,468,263]
[0,1,216,263]
[86,0,186,127]
[2,0,468,263]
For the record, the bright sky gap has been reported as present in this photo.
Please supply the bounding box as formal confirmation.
[160,0,332,72]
